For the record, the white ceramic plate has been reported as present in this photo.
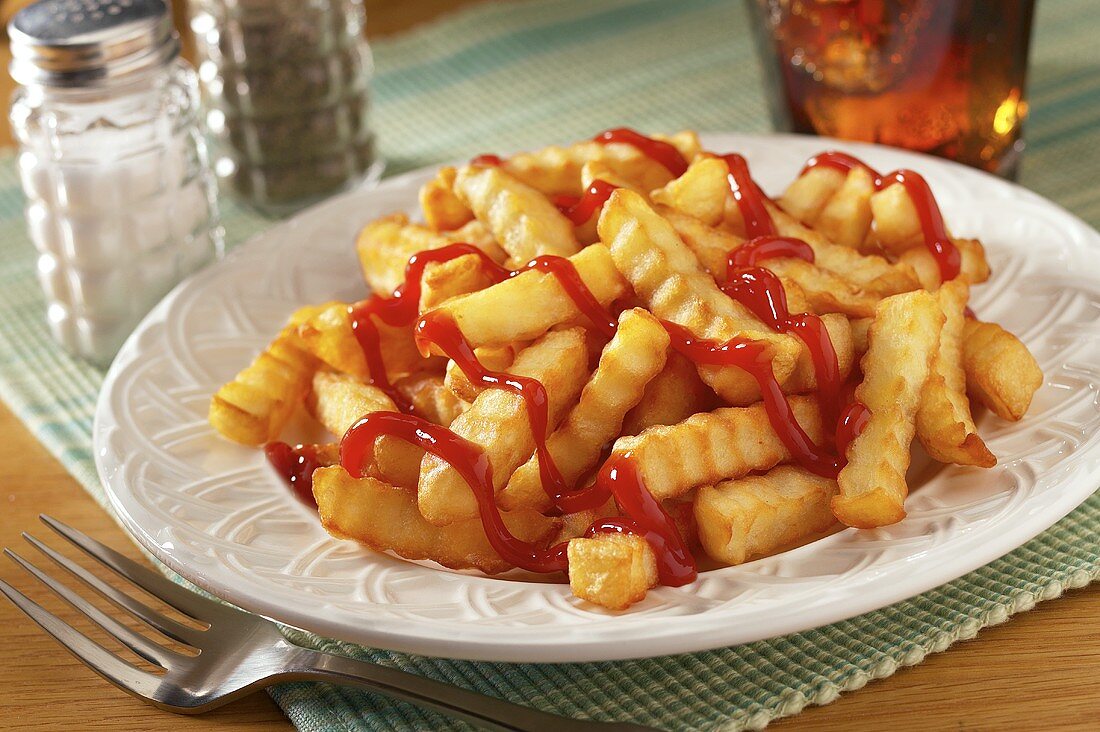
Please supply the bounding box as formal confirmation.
[94,133,1100,663]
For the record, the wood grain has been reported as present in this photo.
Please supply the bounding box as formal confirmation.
[0,1,1097,730]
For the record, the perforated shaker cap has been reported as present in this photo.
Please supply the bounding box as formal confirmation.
[9,0,179,87]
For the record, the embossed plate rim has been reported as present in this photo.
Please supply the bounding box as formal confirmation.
[94,133,1100,662]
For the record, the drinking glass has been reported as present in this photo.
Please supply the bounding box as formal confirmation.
[748,0,1036,177]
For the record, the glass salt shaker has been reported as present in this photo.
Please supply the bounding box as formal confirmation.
[9,0,223,366]
[188,0,379,215]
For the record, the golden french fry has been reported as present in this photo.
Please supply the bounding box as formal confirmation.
[868,181,925,255]
[663,493,699,549]
[779,166,846,226]
[915,281,996,467]
[781,313,856,394]
[418,328,590,525]
[850,316,872,358]
[661,207,879,318]
[650,155,729,225]
[622,352,716,434]
[500,308,670,512]
[961,318,1043,421]
[580,159,648,192]
[898,237,991,289]
[209,306,321,446]
[552,498,618,544]
[356,214,504,295]
[391,372,468,427]
[418,166,475,231]
[502,131,701,198]
[307,370,396,437]
[424,244,629,351]
[443,344,521,403]
[695,465,838,565]
[314,466,558,575]
[454,165,580,265]
[613,396,823,501]
[834,290,943,528]
[305,370,424,487]
[417,252,500,312]
[812,166,875,248]
[567,533,657,610]
[297,301,427,381]
[570,160,649,245]
[761,202,920,297]
[598,188,803,403]
[652,156,919,297]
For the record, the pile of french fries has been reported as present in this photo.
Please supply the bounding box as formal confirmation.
[209,130,1043,611]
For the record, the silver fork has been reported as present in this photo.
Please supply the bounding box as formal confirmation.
[0,515,659,732]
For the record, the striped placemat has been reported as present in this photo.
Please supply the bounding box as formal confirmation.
[0,0,1096,729]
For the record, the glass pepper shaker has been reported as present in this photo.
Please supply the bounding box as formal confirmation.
[9,0,223,367]
[188,0,379,215]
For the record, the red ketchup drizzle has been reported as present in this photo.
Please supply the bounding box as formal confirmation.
[554,180,619,225]
[661,321,840,478]
[724,236,842,429]
[348,244,511,409]
[340,412,696,585]
[593,128,689,177]
[720,153,777,238]
[413,253,617,507]
[801,151,961,281]
[835,402,871,458]
[265,442,324,507]
[470,154,504,166]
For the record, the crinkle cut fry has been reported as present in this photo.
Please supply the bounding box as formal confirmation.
[500,308,669,512]
[695,465,838,565]
[454,164,581,266]
[314,466,559,575]
[567,533,658,610]
[834,290,943,528]
[356,213,503,295]
[597,188,804,404]
[915,280,996,467]
[208,304,325,446]
[613,396,824,501]
[417,328,590,525]
[422,244,629,352]
[961,318,1043,422]
[500,130,702,197]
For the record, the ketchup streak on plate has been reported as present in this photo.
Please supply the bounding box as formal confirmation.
[264,442,325,507]
[800,151,961,281]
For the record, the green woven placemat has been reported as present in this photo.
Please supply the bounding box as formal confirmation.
[0,1,1097,730]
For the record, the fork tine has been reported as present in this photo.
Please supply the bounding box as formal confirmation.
[40,515,234,622]
[6,548,184,668]
[0,578,165,701]
[22,532,202,646]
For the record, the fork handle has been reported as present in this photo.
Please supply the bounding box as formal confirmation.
[285,648,657,732]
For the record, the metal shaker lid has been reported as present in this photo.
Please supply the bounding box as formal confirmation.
[9,0,179,87]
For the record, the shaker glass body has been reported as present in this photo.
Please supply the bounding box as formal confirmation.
[189,0,378,214]
[10,60,223,365]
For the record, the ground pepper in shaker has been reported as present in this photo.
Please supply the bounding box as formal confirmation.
[9,0,223,367]
[189,0,380,215]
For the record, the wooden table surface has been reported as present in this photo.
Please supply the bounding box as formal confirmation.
[0,2,1097,730]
